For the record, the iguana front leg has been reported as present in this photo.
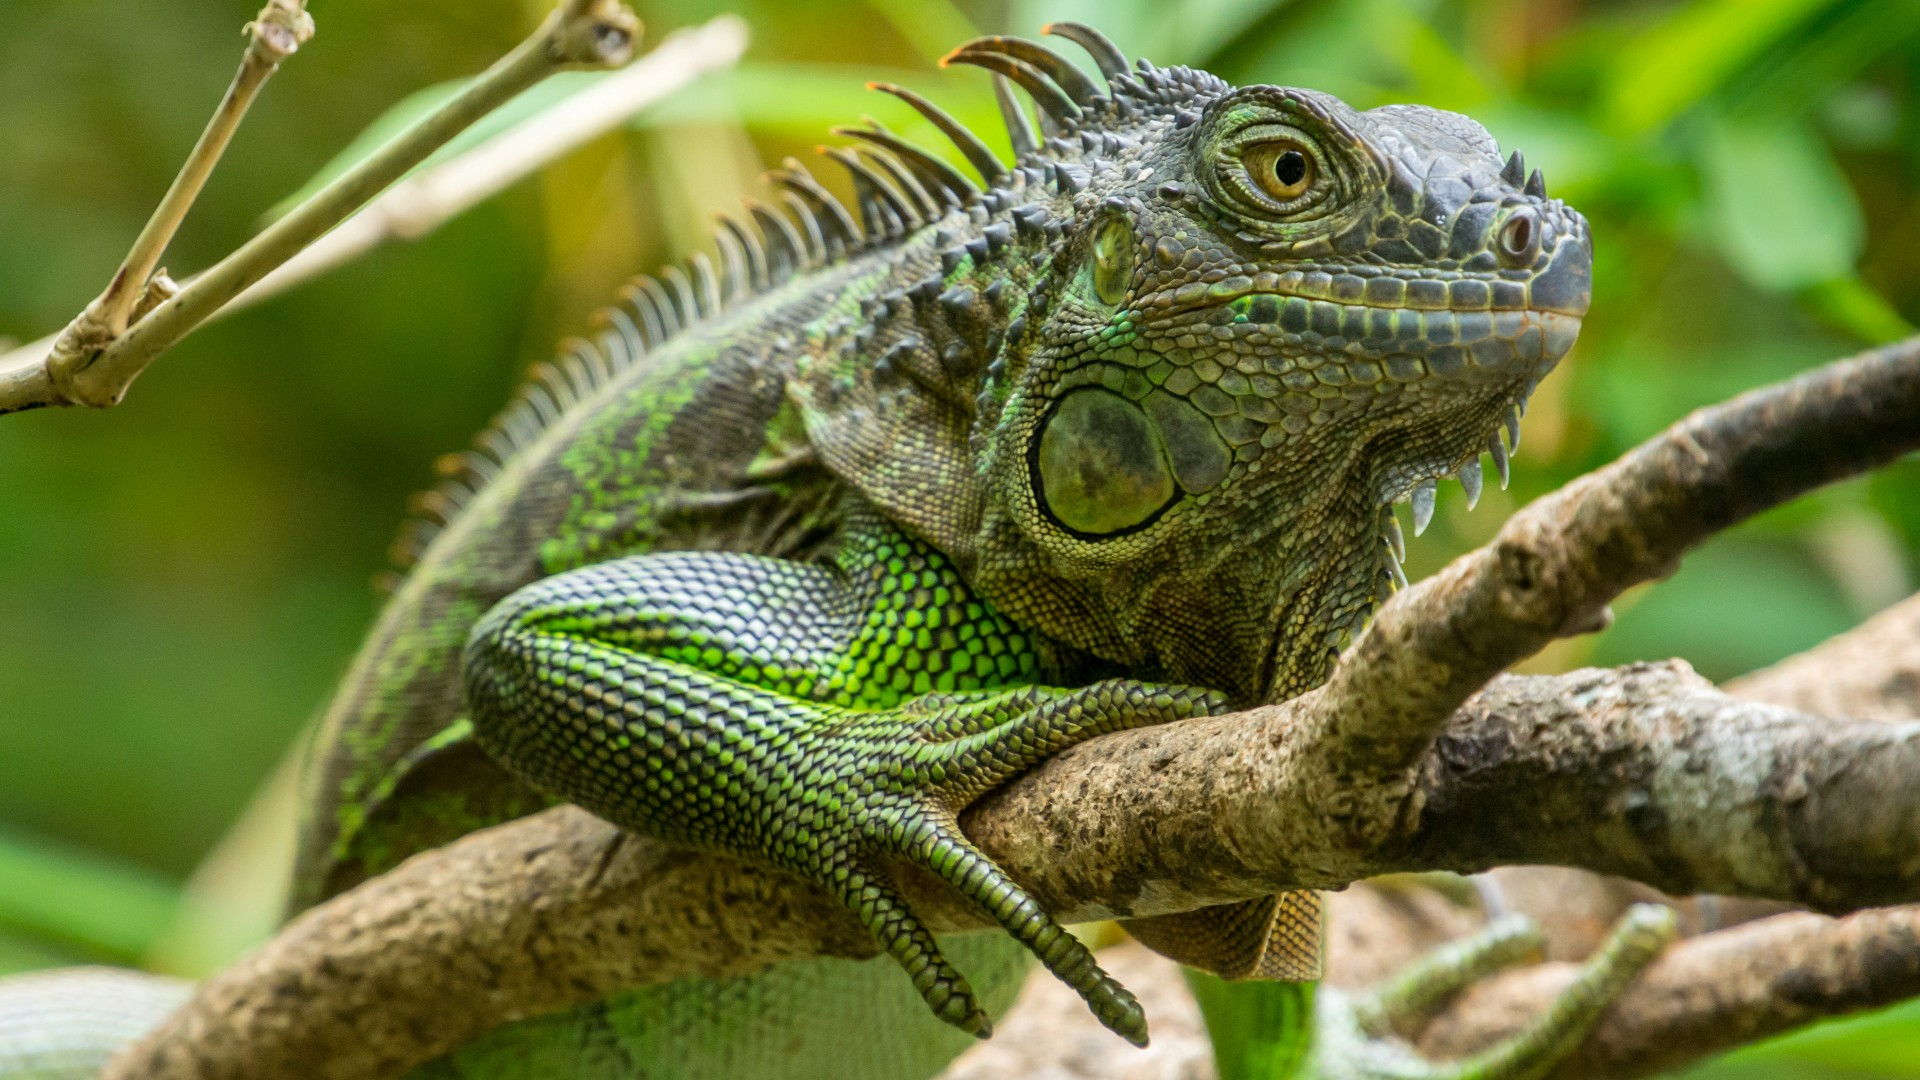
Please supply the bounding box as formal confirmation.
[462,520,1225,1044]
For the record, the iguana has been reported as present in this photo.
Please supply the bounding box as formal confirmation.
[1,22,1676,1080]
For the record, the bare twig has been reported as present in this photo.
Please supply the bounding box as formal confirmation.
[0,0,316,412]
[102,340,1920,1080]
[241,16,746,304]
[0,16,746,404]
[100,3,314,338]
[0,0,640,415]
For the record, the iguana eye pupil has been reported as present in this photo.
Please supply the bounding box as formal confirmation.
[1245,140,1316,202]
[1273,150,1307,187]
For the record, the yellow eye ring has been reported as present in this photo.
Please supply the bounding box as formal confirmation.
[1244,140,1315,202]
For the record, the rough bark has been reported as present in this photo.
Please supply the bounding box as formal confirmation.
[940,595,1920,1080]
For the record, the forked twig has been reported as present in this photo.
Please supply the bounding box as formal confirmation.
[0,16,747,401]
[0,0,643,416]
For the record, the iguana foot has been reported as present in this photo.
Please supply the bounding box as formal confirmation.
[786,679,1225,1044]
[1308,903,1676,1080]
[462,543,1226,1045]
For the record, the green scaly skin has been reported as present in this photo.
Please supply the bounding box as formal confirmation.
[464,518,1225,1041]
[0,23,1673,1080]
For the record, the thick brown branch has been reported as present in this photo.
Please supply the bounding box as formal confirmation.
[943,592,1920,1080]
[1312,335,1920,777]
[1402,664,1920,910]
[106,339,1920,1078]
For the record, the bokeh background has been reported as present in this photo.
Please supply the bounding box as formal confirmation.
[2,0,1917,1074]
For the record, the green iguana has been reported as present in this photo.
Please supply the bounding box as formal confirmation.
[2,22,1675,1080]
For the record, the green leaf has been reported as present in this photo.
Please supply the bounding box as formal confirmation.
[635,62,1013,162]
[1674,996,1920,1077]
[1695,110,1864,292]
[1801,274,1916,343]
[1722,0,1920,123]
[1600,0,1841,136]
[864,0,981,64]
[0,827,179,964]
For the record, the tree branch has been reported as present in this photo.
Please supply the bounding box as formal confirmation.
[0,17,746,403]
[102,337,1920,1078]
[0,0,640,415]
[101,3,315,332]
[940,591,1920,1080]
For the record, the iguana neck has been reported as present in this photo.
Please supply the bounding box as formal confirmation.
[965,440,1393,706]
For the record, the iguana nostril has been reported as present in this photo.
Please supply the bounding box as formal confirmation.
[1497,209,1541,267]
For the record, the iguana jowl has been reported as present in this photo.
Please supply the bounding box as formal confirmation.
[2,22,1676,1080]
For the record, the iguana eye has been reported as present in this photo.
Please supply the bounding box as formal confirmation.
[1246,140,1314,201]
[1091,217,1134,306]
[1207,114,1347,222]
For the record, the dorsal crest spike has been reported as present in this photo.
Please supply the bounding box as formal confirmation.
[773,159,862,251]
[944,44,1082,128]
[686,251,723,315]
[850,142,943,221]
[660,264,700,324]
[868,81,1006,186]
[1043,22,1129,83]
[745,199,806,278]
[551,340,598,401]
[629,276,675,340]
[600,305,643,365]
[716,213,767,292]
[709,220,746,300]
[992,74,1039,158]
[776,189,829,263]
[820,145,919,235]
[959,35,1101,105]
[835,124,978,207]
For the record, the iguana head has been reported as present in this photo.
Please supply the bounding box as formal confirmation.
[955,33,1591,699]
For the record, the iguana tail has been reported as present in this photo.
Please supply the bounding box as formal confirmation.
[1186,971,1316,1080]
[0,967,187,1079]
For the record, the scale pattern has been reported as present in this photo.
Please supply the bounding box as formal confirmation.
[464,518,1226,1043]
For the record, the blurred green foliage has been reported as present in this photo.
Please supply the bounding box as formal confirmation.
[0,0,1916,1073]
